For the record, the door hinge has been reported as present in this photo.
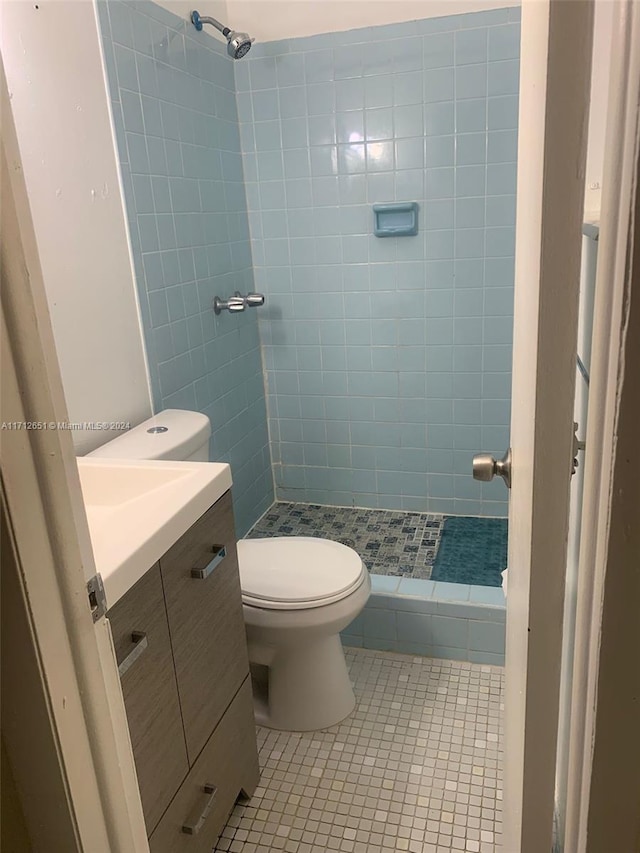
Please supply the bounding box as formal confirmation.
[572,421,586,476]
[87,573,107,622]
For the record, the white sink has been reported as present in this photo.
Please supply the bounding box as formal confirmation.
[78,463,193,506]
[77,457,232,608]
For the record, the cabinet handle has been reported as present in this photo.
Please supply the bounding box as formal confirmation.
[181,783,218,835]
[117,631,148,678]
[190,545,227,580]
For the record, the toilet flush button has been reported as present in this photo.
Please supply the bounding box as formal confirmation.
[147,426,169,434]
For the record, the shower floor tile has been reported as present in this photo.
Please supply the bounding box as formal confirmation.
[214,648,504,853]
[248,503,444,579]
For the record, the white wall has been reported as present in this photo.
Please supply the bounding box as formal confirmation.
[1,0,153,454]
[225,0,519,43]
[584,0,614,220]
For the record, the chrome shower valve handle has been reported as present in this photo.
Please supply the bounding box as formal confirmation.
[213,292,265,314]
[213,295,245,314]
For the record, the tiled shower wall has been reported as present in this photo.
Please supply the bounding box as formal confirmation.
[237,8,520,517]
[98,0,273,535]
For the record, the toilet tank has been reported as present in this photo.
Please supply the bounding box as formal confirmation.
[87,409,212,462]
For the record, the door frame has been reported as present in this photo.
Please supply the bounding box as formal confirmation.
[1,65,149,852]
[564,1,640,849]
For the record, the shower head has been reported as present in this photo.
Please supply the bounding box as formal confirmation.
[226,30,254,59]
[190,10,255,59]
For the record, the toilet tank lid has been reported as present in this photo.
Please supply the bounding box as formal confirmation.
[87,409,211,461]
[237,537,365,605]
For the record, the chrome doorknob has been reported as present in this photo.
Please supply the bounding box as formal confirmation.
[472,448,512,489]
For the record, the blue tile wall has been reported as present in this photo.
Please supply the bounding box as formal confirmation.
[98,0,273,535]
[238,8,520,516]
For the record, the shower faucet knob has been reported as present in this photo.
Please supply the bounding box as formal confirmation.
[214,292,265,314]
[227,296,246,312]
[213,295,246,314]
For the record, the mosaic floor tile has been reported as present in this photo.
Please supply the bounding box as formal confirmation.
[214,648,504,853]
[431,518,508,587]
[248,503,445,580]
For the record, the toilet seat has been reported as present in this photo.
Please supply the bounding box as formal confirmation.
[237,537,366,610]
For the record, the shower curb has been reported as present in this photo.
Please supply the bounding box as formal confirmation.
[342,576,506,666]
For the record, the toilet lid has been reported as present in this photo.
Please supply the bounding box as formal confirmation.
[237,537,366,609]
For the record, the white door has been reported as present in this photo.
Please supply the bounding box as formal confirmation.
[1,68,150,852]
[498,2,595,850]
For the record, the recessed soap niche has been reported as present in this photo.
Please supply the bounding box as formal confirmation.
[373,202,419,237]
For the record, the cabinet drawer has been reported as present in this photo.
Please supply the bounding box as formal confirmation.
[159,491,249,763]
[108,565,189,834]
[149,678,259,853]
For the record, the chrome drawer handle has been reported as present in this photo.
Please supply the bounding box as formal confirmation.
[190,545,227,580]
[117,631,148,678]
[181,783,218,835]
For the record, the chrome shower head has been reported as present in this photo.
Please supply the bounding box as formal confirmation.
[225,30,254,59]
[191,10,255,60]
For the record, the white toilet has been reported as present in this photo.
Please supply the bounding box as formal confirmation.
[89,409,370,732]
[238,535,370,731]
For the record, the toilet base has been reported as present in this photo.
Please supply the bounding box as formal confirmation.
[249,633,356,731]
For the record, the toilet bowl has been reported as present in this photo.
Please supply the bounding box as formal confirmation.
[238,536,370,732]
[89,410,370,732]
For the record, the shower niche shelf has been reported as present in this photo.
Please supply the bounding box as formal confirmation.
[373,202,419,237]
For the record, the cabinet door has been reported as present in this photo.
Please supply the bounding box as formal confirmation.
[148,678,259,853]
[108,565,189,834]
[159,491,249,764]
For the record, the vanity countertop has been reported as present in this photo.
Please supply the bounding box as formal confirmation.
[76,457,232,607]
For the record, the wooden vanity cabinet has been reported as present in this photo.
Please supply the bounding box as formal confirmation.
[107,489,259,849]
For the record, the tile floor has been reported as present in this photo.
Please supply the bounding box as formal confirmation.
[215,648,504,853]
[249,503,444,579]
